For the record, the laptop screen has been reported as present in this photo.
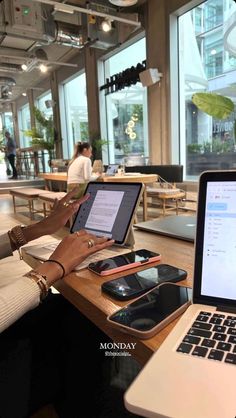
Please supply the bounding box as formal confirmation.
[194,171,236,306]
[71,182,143,245]
[106,164,119,175]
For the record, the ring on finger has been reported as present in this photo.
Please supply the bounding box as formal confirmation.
[87,239,95,248]
[63,202,70,207]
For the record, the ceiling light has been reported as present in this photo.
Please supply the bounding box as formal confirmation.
[22,92,27,96]
[39,64,48,73]
[101,18,112,32]
[210,49,217,55]
[21,63,28,71]
[109,0,138,6]
[54,4,74,14]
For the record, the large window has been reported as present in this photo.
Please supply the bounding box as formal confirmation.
[178,0,236,179]
[101,37,148,164]
[36,91,53,118]
[60,72,88,159]
[18,104,31,148]
[1,112,14,135]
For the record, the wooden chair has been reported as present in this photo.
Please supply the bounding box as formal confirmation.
[147,176,186,216]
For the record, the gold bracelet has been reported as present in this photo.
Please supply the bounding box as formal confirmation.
[24,270,49,301]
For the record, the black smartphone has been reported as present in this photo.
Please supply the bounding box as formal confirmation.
[88,249,161,276]
[101,264,187,300]
[107,283,192,339]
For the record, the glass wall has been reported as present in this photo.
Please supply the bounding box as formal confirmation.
[101,37,148,164]
[18,104,31,148]
[61,72,88,159]
[2,112,14,135]
[178,0,236,179]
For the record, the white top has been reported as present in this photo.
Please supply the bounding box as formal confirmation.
[0,233,40,333]
[67,155,98,184]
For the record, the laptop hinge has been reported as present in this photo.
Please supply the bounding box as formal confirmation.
[217,305,236,314]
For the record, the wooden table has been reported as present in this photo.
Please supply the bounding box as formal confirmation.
[39,172,157,221]
[39,172,68,192]
[22,229,194,366]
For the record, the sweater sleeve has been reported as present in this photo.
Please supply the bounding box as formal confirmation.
[0,277,40,333]
[0,233,13,260]
[83,158,93,181]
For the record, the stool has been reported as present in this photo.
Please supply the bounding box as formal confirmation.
[147,187,186,216]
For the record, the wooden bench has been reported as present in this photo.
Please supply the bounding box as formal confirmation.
[9,188,48,220]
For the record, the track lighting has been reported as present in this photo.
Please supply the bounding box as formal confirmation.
[101,18,112,32]
[39,64,48,73]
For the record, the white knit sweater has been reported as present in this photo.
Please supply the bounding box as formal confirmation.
[0,233,40,333]
[67,155,98,184]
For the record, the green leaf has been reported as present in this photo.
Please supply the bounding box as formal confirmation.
[192,93,234,119]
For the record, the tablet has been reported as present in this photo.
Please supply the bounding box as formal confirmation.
[71,182,144,245]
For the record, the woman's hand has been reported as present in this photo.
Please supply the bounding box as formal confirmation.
[36,231,114,285]
[39,189,89,235]
[23,189,89,243]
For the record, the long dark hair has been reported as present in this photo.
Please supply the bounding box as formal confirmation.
[69,142,91,165]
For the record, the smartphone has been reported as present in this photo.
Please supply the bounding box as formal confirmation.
[107,283,192,339]
[101,264,187,300]
[88,249,161,276]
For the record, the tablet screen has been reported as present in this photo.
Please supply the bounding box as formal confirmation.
[106,164,119,175]
[71,182,143,244]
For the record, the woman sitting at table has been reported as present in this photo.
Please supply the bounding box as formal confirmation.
[67,142,101,199]
[0,189,114,418]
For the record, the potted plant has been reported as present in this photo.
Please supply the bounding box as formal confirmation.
[24,106,55,159]
[91,137,109,174]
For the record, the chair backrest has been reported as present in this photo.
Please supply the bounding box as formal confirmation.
[125,165,183,183]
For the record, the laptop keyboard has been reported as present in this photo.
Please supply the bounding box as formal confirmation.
[177,311,236,365]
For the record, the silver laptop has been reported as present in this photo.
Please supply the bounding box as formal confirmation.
[134,215,196,242]
[105,164,119,176]
[125,170,236,418]
[26,181,143,269]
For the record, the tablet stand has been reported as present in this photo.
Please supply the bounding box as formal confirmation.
[123,226,135,249]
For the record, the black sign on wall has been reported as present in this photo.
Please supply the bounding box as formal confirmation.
[100,60,146,95]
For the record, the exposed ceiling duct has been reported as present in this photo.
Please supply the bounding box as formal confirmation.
[0,78,15,99]
[0,0,143,102]
[0,77,16,86]
[0,0,140,52]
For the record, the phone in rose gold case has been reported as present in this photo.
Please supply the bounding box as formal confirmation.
[88,248,161,276]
